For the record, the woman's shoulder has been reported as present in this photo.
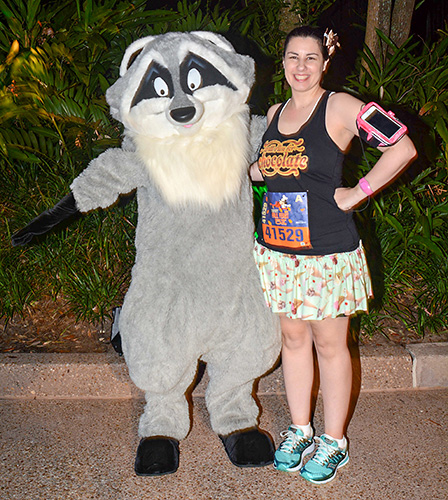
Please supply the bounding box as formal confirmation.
[325,92,367,146]
[327,92,365,115]
[328,91,364,105]
[266,102,283,124]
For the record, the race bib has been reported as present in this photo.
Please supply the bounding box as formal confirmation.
[261,191,312,250]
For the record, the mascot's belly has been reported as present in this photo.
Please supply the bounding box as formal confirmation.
[119,180,278,390]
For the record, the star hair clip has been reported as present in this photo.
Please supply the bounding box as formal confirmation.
[323,29,341,57]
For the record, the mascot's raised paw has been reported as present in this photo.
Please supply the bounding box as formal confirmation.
[134,437,180,476]
[11,193,79,247]
[220,428,275,467]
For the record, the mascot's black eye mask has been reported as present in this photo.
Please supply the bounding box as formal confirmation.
[179,53,237,94]
[131,53,237,108]
[131,62,174,107]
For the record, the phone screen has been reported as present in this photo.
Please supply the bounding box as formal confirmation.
[366,109,400,139]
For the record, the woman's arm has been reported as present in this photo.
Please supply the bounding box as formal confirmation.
[249,161,264,182]
[334,136,417,211]
[249,103,282,182]
[329,93,417,211]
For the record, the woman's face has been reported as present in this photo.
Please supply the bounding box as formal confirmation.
[283,36,327,93]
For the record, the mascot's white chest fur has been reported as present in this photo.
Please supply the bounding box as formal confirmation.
[132,111,250,209]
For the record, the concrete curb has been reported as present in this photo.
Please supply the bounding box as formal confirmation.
[0,343,446,399]
[406,342,448,388]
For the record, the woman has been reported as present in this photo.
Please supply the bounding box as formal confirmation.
[250,26,416,484]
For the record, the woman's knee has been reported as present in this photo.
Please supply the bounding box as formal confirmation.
[280,317,312,350]
[311,318,350,358]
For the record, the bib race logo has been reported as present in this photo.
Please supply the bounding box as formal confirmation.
[259,139,309,177]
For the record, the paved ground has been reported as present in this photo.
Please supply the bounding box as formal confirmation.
[1,391,447,500]
[1,377,447,499]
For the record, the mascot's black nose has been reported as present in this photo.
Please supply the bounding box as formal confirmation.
[170,106,196,123]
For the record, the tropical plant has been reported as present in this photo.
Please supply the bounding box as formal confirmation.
[344,27,448,337]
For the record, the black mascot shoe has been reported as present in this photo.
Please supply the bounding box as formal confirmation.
[134,437,180,476]
[219,427,275,467]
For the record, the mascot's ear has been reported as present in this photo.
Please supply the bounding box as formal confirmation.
[119,36,155,76]
[191,31,235,53]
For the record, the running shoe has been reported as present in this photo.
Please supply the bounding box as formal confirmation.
[274,425,315,472]
[300,434,349,484]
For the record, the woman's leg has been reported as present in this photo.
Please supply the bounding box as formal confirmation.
[310,316,351,439]
[280,315,314,426]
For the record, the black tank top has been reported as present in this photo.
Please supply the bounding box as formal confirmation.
[256,91,359,255]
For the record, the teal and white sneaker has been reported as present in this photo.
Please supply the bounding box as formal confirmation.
[274,425,315,472]
[300,434,349,484]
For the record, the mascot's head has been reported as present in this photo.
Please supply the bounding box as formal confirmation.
[106,31,255,138]
[106,32,256,209]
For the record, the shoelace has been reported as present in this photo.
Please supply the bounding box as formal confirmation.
[312,437,344,466]
[278,429,308,453]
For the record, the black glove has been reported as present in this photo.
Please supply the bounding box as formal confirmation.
[11,192,80,246]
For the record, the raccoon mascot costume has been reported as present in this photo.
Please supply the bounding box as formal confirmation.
[12,32,280,476]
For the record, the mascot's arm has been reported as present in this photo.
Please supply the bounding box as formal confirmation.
[248,115,267,164]
[248,114,267,182]
[12,148,141,247]
[70,148,141,213]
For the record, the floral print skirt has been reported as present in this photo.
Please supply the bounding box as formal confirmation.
[253,240,373,320]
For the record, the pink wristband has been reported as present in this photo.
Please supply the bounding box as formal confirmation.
[359,177,374,196]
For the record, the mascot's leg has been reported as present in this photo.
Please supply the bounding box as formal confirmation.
[205,362,275,468]
[133,364,198,477]
[120,297,200,476]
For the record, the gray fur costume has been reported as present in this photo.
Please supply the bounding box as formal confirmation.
[13,32,281,474]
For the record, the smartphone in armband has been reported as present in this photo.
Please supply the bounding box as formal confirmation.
[356,102,407,147]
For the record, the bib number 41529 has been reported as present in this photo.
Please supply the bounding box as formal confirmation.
[261,192,312,250]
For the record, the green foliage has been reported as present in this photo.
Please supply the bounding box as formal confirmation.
[286,0,336,27]
[344,27,448,337]
[167,0,231,32]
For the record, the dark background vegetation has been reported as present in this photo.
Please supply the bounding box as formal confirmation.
[1,0,447,351]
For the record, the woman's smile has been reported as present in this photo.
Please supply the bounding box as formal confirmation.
[293,74,310,82]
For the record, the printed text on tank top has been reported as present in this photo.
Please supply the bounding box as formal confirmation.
[258,93,326,179]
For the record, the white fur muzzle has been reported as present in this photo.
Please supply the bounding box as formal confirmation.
[132,111,250,209]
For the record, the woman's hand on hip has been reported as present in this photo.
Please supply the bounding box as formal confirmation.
[334,186,367,212]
